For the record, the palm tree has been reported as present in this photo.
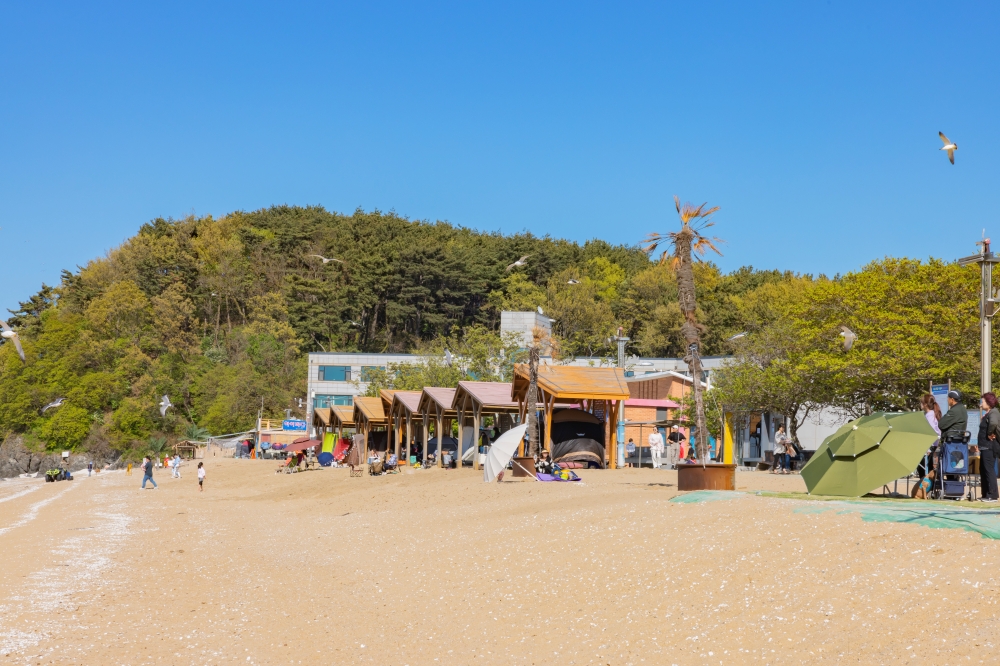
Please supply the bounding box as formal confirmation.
[184,423,211,441]
[644,196,724,463]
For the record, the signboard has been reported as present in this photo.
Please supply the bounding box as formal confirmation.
[282,419,307,431]
[968,410,981,446]
[931,384,950,419]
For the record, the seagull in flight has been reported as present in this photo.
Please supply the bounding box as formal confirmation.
[159,395,174,417]
[41,398,65,413]
[839,326,857,351]
[444,349,453,367]
[567,279,580,285]
[0,319,25,363]
[309,254,343,264]
[505,255,530,273]
[939,132,957,165]
[726,332,747,342]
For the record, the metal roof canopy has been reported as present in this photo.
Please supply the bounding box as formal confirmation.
[387,390,423,466]
[451,381,521,412]
[416,387,458,469]
[312,407,332,428]
[354,396,388,427]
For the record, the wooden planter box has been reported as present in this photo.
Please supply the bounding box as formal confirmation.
[676,463,737,491]
[511,457,536,477]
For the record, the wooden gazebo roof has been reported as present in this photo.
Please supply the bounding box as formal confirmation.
[390,390,423,417]
[511,365,630,403]
[379,389,396,414]
[353,396,388,427]
[330,405,355,428]
[451,381,520,413]
[312,407,332,428]
[418,387,457,417]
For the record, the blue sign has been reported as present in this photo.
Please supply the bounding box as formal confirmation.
[282,419,307,431]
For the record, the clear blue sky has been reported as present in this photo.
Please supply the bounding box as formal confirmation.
[2,2,998,313]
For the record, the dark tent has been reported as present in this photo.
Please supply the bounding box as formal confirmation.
[549,409,606,468]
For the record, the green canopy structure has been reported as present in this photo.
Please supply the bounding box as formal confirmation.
[800,412,938,496]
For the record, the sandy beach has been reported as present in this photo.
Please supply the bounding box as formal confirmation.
[1,460,999,665]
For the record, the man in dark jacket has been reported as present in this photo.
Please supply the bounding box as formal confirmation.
[938,390,969,440]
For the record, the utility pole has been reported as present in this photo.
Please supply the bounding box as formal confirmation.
[612,328,630,468]
[958,237,1000,395]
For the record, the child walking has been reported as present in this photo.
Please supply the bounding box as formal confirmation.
[197,462,205,492]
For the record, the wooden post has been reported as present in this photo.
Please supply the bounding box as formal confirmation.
[392,406,401,462]
[543,392,553,454]
[406,412,413,465]
[362,420,369,467]
[422,412,429,465]
[473,403,482,470]
[457,407,465,470]
[609,400,619,470]
[436,409,444,468]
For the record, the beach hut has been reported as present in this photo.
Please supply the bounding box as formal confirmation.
[510,364,631,468]
[417,387,457,468]
[389,390,423,465]
[451,381,524,470]
[353,396,389,463]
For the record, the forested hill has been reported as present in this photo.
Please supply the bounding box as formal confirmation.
[0,206,797,452]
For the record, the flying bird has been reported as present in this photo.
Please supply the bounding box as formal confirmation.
[726,332,748,342]
[41,398,65,413]
[567,279,580,285]
[0,319,25,363]
[537,306,545,315]
[159,395,174,417]
[505,255,530,272]
[939,132,957,165]
[309,254,343,264]
[839,326,857,351]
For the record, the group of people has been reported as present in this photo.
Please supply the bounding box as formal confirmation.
[138,455,206,492]
[770,425,799,474]
[919,389,1000,501]
[620,429,709,469]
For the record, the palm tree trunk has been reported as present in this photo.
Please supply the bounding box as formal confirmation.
[675,227,709,463]
[526,344,540,456]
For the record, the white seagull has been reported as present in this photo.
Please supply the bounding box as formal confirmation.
[939,132,957,165]
[505,255,530,273]
[309,254,343,264]
[727,332,748,342]
[41,397,65,413]
[839,326,857,351]
[444,349,453,367]
[0,319,25,363]
[159,395,174,417]
[567,279,580,285]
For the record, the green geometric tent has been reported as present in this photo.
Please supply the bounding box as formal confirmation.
[800,412,938,496]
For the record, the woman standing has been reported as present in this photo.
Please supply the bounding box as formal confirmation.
[979,393,1000,502]
[920,394,942,437]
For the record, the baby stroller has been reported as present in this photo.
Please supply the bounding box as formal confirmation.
[933,431,971,500]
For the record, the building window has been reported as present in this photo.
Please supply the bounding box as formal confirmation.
[314,395,353,409]
[360,366,385,382]
[319,365,351,382]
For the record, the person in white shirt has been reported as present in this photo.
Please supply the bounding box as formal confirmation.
[648,430,665,469]
[171,454,182,478]
[197,462,205,492]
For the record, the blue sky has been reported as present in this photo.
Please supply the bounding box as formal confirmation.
[2,2,998,313]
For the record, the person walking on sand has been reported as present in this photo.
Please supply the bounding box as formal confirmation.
[87,461,93,477]
[141,456,157,489]
[648,429,665,469]
[126,462,132,476]
[197,462,205,492]
[772,425,789,474]
[171,454,181,479]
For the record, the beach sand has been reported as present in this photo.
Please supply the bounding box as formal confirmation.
[0,459,998,664]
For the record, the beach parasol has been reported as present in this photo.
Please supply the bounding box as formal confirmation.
[483,424,528,482]
[800,412,938,496]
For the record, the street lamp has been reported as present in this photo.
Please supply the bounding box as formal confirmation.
[958,238,1000,394]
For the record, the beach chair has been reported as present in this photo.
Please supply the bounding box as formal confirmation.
[384,454,400,474]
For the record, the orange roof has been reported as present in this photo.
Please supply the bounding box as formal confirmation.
[390,390,423,416]
[353,396,387,425]
[379,389,396,412]
[511,364,630,402]
[418,387,457,415]
[330,405,355,427]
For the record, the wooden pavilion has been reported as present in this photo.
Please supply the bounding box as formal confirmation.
[510,364,631,468]
[389,390,423,464]
[353,396,388,463]
[329,405,355,439]
[417,387,457,468]
[451,381,523,470]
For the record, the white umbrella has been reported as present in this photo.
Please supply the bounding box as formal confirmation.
[483,424,528,483]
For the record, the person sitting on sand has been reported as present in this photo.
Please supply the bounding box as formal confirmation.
[535,450,553,474]
[426,453,436,467]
